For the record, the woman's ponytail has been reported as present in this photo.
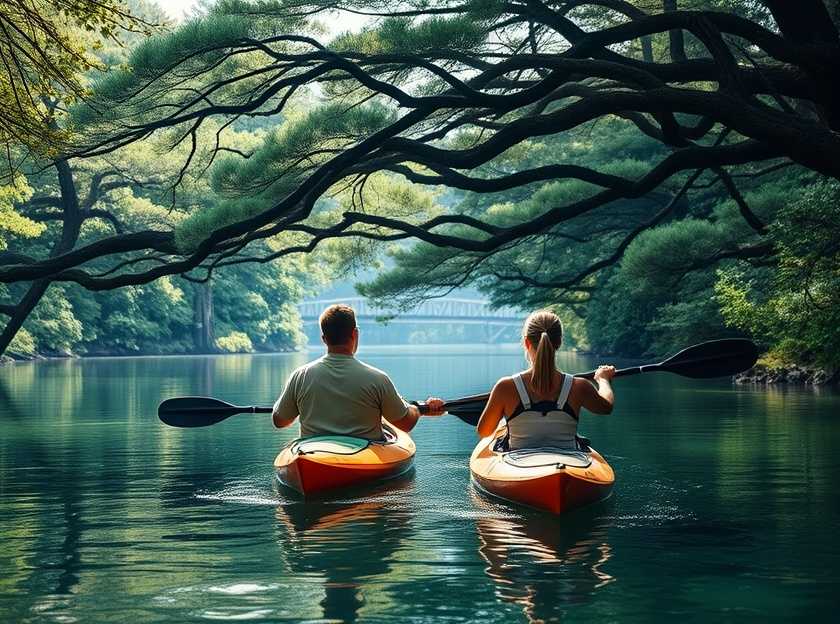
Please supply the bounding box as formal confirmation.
[522,310,563,394]
[532,331,556,394]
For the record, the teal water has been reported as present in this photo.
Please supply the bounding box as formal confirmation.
[1,347,839,623]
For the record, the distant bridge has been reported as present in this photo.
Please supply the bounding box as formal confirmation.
[298,297,522,325]
[297,297,524,343]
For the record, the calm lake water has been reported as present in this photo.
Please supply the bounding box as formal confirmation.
[1,347,839,623]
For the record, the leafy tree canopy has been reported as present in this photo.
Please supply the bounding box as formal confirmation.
[0,0,155,161]
[1,0,839,366]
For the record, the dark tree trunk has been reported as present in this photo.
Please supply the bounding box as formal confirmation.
[764,0,839,44]
[0,159,82,357]
[663,0,686,62]
[641,35,653,62]
[827,0,840,32]
[763,0,840,130]
[192,281,215,353]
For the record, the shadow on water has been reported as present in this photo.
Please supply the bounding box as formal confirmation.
[273,475,416,623]
[472,491,615,623]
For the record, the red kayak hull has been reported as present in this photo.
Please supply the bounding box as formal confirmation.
[274,423,415,496]
[470,425,614,515]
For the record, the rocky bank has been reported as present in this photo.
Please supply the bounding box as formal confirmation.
[734,362,836,386]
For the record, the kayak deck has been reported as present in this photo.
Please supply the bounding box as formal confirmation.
[274,422,415,496]
[470,425,614,515]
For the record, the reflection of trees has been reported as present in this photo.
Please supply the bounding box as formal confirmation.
[0,374,83,611]
[475,498,614,624]
[274,477,414,623]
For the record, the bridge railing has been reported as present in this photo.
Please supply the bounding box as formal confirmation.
[297,297,522,322]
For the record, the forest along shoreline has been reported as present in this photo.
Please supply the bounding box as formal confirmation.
[2,348,836,388]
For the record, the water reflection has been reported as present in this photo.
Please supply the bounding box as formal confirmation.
[474,493,614,623]
[2,351,839,622]
[273,476,415,623]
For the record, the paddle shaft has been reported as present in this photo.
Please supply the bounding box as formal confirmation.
[575,364,659,380]
[163,405,273,414]
[160,339,757,423]
[430,369,621,413]
[440,338,758,412]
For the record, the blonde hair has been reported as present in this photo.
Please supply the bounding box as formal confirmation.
[522,310,563,394]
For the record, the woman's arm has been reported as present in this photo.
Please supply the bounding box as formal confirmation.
[476,379,511,437]
[577,365,616,415]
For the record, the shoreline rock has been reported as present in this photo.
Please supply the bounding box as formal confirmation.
[734,363,837,386]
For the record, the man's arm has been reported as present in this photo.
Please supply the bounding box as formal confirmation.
[379,375,417,432]
[273,372,299,428]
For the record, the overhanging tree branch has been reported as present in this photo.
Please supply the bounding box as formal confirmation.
[0,0,836,300]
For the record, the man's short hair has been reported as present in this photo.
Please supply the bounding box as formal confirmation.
[319,304,357,345]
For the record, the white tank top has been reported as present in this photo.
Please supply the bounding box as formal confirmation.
[506,373,578,451]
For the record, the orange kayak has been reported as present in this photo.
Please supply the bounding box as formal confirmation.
[470,423,614,514]
[274,422,415,496]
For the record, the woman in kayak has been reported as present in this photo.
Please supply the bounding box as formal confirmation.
[477,310,615,450]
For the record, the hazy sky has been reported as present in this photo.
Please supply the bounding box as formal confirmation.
[159,0,200,21]
[157,0,368,32]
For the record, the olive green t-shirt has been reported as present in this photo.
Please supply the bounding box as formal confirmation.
[272,353,410,440]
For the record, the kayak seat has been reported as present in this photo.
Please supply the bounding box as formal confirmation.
[493,433,592,453]
[290,423,399,456]
[291,436,371,456]
[503,448,592,469]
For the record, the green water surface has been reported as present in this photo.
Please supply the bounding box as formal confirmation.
[1,347,838,623]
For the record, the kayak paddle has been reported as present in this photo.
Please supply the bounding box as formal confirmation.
[435,338,759,426]
[158,395,442,427]
[158,339,757,428]
[158,396,273,427]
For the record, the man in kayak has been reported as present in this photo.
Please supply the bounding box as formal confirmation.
[273,303,445,438]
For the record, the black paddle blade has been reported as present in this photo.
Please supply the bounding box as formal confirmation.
[444,394,489,427]
[660,338,758,378]
[158,396,243,427]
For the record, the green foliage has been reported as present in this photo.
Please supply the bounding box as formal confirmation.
[7,328,36,357]
[211,254,313,351]
[88,280,193,353]
[361,116,674,322]
[361,105,827,363]
[2,0,833,371]
[584,270,661,357]
[24,286,84,355]
[77,14,250,125]
[715,180,840,369]
[0,177,44,248]
[74,0,309,134]
[176,103,396,252]
[7,259,312,357]
[333,14,487,55]
[0,0,149,160]
[216,331,254,353]
[212,103,394,196]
